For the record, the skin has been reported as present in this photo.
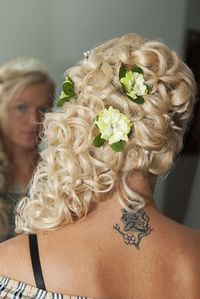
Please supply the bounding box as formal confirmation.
[0,82,52,189]
[0,171,199,298]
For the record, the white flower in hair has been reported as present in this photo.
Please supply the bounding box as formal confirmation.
[119,65,150,104]
[93,106,132,152]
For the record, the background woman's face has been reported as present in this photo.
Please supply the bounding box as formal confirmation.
[1,83,52,149]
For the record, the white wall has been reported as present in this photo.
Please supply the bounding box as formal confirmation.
[0,0,188,83]
[0,0,54,80]
[50,0,188,84]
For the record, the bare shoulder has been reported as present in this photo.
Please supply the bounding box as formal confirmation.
[186,226,200,248]
[175,226,200,295]
[0,234,34,284]
[0,234,28,264]
[157,212,200,254]
[179,225,200,266]
[166,217,200,252]
[157,215,200,288]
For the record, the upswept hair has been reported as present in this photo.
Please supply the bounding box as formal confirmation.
[0,57,55,192]
[16,33,196,233]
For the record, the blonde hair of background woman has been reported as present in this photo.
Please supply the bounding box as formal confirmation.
[16,33,196,233]
[0,57,55,192]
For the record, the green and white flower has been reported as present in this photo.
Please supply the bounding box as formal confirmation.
[119,65,149,104]
[57,76,75,107]
[93,106,132,152]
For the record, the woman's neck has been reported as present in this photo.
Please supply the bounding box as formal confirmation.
[127,170,157,203]
[8,146,37,169]
[3,141,38,190]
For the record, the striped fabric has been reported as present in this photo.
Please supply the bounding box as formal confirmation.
[0,276,93,299]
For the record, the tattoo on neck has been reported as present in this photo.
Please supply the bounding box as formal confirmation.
[113,208,153,250]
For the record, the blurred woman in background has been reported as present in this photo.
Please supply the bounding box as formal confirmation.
[0,57,55,241]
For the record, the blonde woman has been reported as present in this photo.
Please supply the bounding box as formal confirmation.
[0,57,55,241]
[0,33,199,299]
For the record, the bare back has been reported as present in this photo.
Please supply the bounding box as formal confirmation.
[0,195,200,299]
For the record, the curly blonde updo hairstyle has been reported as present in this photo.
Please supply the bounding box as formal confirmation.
[16,33,196,233]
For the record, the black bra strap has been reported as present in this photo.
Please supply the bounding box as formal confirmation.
[28,234,46,291]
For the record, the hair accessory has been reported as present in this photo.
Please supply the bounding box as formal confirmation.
[119,65,150,104]
[93,106,132,152]
[83,50,92,59]
[57,76,75,107]
[75,179,82,186]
